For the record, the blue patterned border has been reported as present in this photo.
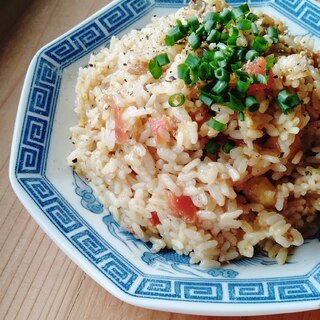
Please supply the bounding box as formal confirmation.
[14,0,320,305]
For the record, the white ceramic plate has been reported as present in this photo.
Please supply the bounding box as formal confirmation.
[10,0,320,316]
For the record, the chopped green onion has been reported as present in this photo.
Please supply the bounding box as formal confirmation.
[211,53,227,69]
[267,26,279,43]
[199,81,216,93]
[207,29,221,43]
[217,42,227,51]
[204,19,216,32]
[235,70,250,82]
[231,61,243,72]
[148,59,162,79]
[203,49,215,61]
[236,78,250,93]
[277,90,299,106]
[156,53,170,66]
[252,36,270,53]
[204,12,220,22]
[276,90,301,114]
[222,46,235,59]
[227,27,239,45]
[220,32,229,42]
[246,12,257,22]
[245,96,259,111]
[251,22,259,36]
[238,111,245,121]
[188,32,200,51]
[187,16,200,31]
[168,93,185,107]
[148,53,170,79]
[165,26,187,46]
[199,61,212,80]
[196,25,205,36]
[239,3,250,14]
[235,47,247,61]
[222,140,235,153]
[232,7,245,20]
[219,8,233,24]
[214,68,230,82]
[177,63,193,86]
[199,93,215,106]
[212,80,229,95]
[252,73,267,84]
[266,56,276,73]
[226,92,245,111]
[238,19,252,30]
[245,49,259,61]
[208,118,227,132]
[204,140,220,155]
[185,54,201,70]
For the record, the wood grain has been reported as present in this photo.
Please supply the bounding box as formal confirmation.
[0,0,319,319]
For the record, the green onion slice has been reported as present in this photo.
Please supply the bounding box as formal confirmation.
[251,22,259,36]
[199,93,215,106]
[246,12,257,22]
[238,111,245,121]
[236,78,250,93]
[245,96,259,112]
[212,80,229,95]
[226,92,245,111]
[165,26,187,46]
[276,90,301,114]
[204,12,220,22]
[232,7,245,20]
[203,49,215,61]
[156,53,170,66]
[238,19,252,30]
[207,29,221,43]
[168,93,185,107]
[251,74,267,84]
[177,63,193,86]
[252,36,270,53]
[188,32,200,51]
[222,140,235,153]
[220,8,233,24]
[239,3,250,14]
[148,53,170,79]
[214,68,230,82]
[148,58,162,79]
[185,54,201,70]
[204,19,216,32]
[204,140,220,155]
[266,56,276,73]
[187,16,200,31]
[267,26,279,43]
[208,118,227,132]
[245,49,259,61]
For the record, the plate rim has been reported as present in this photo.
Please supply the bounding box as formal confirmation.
[9,0,320,316]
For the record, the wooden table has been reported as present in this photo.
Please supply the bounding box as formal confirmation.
[1,0,319,319]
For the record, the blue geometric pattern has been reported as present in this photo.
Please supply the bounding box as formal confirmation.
[136,279,223,301]
[272,0,320,35]
[13,0,320,307]
[73,172,104,214]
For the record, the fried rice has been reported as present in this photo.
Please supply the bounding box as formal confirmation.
[68,0,320,267]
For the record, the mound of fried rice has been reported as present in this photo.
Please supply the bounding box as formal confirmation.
[68,0,320,266]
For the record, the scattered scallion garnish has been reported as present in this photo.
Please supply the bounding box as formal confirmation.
[222,140,236,153]
[148,53,170,79]
[276,90,301,114]
[168,93,185,107]
[207,118,227,132]
[148,2,300,143]
[204,140,220,154]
